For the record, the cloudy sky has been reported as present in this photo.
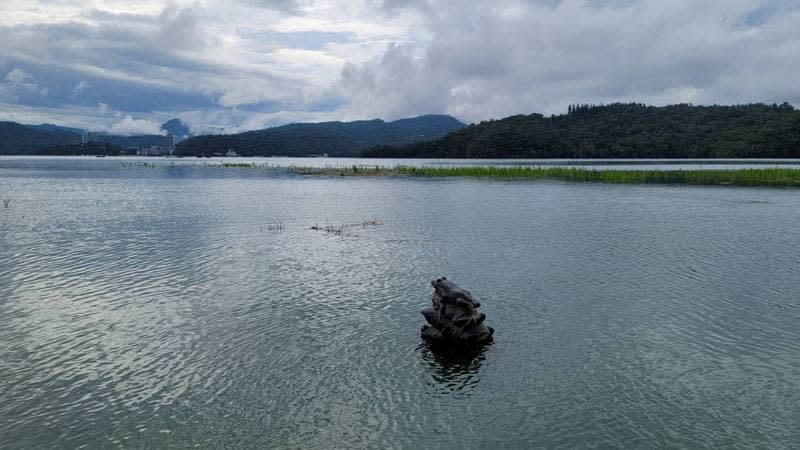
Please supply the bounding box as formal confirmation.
[0,0,798,134]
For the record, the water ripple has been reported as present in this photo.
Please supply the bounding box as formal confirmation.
[1,166,799,448]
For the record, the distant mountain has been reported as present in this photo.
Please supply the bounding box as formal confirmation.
[0,121,81,154]
[160,119,191,142]
[98,134,167,149]
[363,103,800,159]
[176,115,466,157]
[0,120,169,154]
[26,123,85,135]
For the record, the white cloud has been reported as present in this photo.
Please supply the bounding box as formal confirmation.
[236,109,343,131]
[1,68,48,101]
[4,68,29,84]
[72,80,89,95]
[108,115,164,135]
[217,77,296,107]
[338,43,450,120]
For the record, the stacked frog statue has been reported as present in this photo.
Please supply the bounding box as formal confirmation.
[421,277,494,345]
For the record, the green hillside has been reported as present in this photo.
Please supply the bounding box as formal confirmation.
[363,103,800,159]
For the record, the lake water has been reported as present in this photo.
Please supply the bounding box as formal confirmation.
[3,155,800,171]
[1,158,799,448]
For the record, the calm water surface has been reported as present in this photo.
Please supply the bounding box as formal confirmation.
[1,158,799,448]
[3,155,800,171]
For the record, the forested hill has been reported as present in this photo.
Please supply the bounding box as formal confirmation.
[175,115,465,157]
[0,121,81,154]
[362,103,800,159]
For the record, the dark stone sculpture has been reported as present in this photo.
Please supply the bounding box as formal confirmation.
[421,277,494,345]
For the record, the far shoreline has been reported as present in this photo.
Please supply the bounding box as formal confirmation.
[4,156,800,188]
[4,154,800,164]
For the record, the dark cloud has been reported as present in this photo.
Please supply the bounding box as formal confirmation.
[239,0,303,14]
[237,30,354,50]
[3,59,216,112]
[378,0,432,15]
[156,6,206,50]
[0,14,219,112]
[0,3,306,129]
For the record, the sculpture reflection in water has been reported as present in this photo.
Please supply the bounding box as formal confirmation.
[419,343,490,392]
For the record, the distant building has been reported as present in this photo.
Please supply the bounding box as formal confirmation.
[82,132,101,144]
[165,133,175,155]
[226,149,239,157]
[137,146,169,156]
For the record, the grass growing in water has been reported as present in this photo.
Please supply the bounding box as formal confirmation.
[112,160,800,188]
[296,165,800,188]
[220,162,258,168]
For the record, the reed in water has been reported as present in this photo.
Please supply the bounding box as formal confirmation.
[295,165,800,187]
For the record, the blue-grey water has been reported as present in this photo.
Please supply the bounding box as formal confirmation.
[3,155,800,171]
[1,158,799,448]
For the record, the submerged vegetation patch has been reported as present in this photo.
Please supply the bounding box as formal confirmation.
[311,219,384,236]
[262,220,286,232]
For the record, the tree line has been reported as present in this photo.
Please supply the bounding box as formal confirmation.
[362,103,800,158]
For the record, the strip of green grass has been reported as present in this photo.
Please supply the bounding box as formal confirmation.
[295,165,800,187]
[125,161,800,187]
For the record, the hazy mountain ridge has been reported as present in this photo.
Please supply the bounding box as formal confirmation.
[363,103,800,159]
[0,116,464,155]
[0,118,190,154]
[25,124,85,135]
[176,115,466,157]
